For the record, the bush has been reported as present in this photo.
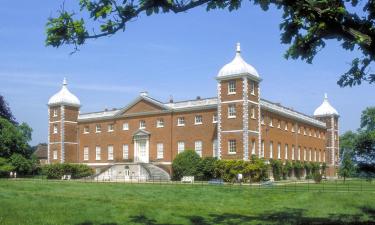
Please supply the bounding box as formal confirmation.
[0,157,14,177]
[270,160,282,181]
[313,172,322,183]
[9,153,34,175]
[42,163,93,179]
[293,161,303,179]
[283,160,293,179]
[172,150,201,181]
[196,157,217,181]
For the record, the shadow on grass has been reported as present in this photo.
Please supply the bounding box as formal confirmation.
[76,206,375,225]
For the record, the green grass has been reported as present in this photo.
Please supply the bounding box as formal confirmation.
[0,179,374,225]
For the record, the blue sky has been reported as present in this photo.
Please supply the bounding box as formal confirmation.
[0,1,373,145]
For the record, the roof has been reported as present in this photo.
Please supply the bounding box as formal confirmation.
[48,78,81,107]
[217,43,260,79]
[78,94,326,128]
[33,144,47,159]
[313,93,339,117]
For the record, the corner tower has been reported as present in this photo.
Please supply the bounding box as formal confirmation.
[48,78,80,164]
[216,43,261,160]
[314,93,339,176]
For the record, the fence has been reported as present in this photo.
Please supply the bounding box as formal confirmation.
[2,175,375,193]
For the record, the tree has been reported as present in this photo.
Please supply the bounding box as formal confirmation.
[9,153,34,175]
[0,157,14,177]
[360,107,375,132]
[46,0,375,87]
[0,95,16,124]
[339,149,355,183]
[0,118,33,158]
[171,150,201,180]
[340,131,357,155]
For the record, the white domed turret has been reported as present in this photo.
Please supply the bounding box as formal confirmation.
[217,43,259,79]
[48,78,80,107]
[314,93,338,117]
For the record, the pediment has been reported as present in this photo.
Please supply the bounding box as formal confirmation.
[116,96,169,116]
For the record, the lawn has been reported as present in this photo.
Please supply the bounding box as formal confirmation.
[0,179,374,225]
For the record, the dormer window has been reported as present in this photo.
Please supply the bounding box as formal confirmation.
[195,115,203,125]
[139,120,146,129]
[177,117,185,126]
[228,80,236,94]
[228,104,236,118]
[157,119,164,128]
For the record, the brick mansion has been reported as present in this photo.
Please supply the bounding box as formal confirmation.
[47,43,340,180]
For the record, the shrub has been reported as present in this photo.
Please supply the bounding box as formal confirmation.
[42,163,93,179]
[283,160,293,179]
[293,161,303,179]
[313,172,322,183]
[270,160,282,181]
[0,157,14,177]
[9,153,33,175]
[172,150,201,181]
[196,157,217,181]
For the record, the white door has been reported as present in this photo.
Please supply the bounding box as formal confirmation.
[136,140,149,163]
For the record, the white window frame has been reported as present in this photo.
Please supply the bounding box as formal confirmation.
[228,80,236,94]
[277,120,281,129]
[251,106,256,119]
[269,141,273,158]
[195,141,202,157]
[96,125,101,133]
[250,81,255,95]
[194,115,203,125]
[310,149,312,161]
[83,147,89,161]
[304,148,306,161]
[177,117,185,126]
[261,114,265,125]
[277,143,281,159]
[212,114,218,123]
[251,140,256,155]
[53,150,58,160]
[108,124,114,132]
[261,140,264,157]
[95,146,101,160]
[53,109,58,117]
[53,124,58,134]
[123,144,129,159]
[83,126,89,134]
[284,123,288,131]
[298,147,301,160]
[228,104,236,118]
[157,143,164,159]
[291,124,295,132]
[108,145,114,160]
[139,120,146,129]
[122,122,129,131]
[157,119,164,128]
[292,145,295,160]
[285,144,288,159]
[228,140,236,154]
[269,117,273,127]
[177,141,185,154]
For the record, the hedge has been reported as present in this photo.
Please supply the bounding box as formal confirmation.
[42,163,93,179]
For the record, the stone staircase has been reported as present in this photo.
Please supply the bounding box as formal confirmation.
[140,163,170,181]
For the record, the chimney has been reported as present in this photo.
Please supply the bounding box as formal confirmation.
[169,95,173,103]
[140,91,148,97]
[196,96,201,100]
[104,108,108,111]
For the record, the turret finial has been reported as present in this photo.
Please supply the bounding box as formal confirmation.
[324,93,328,100]
[236,42,241,54]
[63,78,67,86]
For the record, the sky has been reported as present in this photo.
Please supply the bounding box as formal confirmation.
[0,1,373,146]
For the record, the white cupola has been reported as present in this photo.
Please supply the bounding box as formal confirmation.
[313,93,339,117]
[48,78,81,107]
[217,43,260,79]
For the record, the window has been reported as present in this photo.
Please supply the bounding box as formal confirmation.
[285,144,288,159]
[314,130,317,138]
[251,140,256,155]
[228,140,237,154]
[177,141,185,154]
[303,127,307,136]
[298,147,301,160]
[83,126,89,134]
[157,143,164,159]
[304,148,306,161]
[277,143,281,159]
[318,132,321,139]
[177,117,185,126]
[108,124,114,132]
[250,81,255,95]
[318,150,321,162]
[269,141,273,158]
[261,114,265,125]
[123,122,129,131]
[228,80,236,94]
[157,119,164,128]
[284,123,288,131]
[261,140,264,157]
[195,115,203,125]
[96,125,101,133]
[53,109,58,117]
[298,126,301,134]
[251,106,255,119]
[292,145,295,160]
[309,149,312,161]
[139,120,146,129]
[269,117,273,127]
[123,144,129,159]
[108,145,114,160]
[83,147,89,161]
[323,150,326,162]
[212,114,218,123]
[53,150,58,160]
[314,150,317,161]
[95,146,101,160]
[277,120,281,129]
[291,124,295,132]
[228,104,236,118]
[213,139,218,157]
[309,130,312,137]
[195,141,202,157]
[53,124,58,134]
